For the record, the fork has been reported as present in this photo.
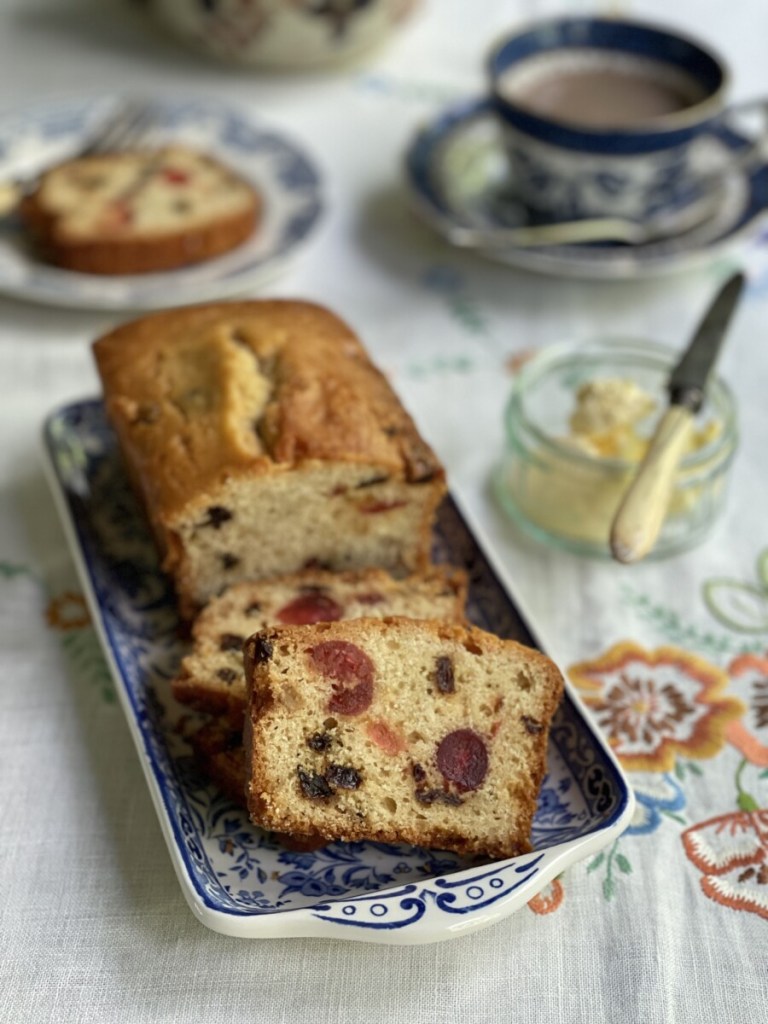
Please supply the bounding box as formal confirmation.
[0,98,158,216]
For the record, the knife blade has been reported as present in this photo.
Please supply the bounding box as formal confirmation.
[667,271,745,412]
[610,271,745,564]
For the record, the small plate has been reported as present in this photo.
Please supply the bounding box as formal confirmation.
[405,98,768,280]
[0,95,324,309]
[42,400,634,944]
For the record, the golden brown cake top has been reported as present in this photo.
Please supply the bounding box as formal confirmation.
[93,301,444,521]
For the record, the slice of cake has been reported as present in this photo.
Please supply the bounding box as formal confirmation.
[21,145,260,274]
[243,618,564,859]
[93,301,447,619]
[173,565,467,725]
[188,718,246,807]
[188,719,324,851]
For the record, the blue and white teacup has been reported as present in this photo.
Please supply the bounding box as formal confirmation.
[488,17,765,224]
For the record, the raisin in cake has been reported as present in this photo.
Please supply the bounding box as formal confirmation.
[173,565,467,725]
[187,720,324,851]
[243,618,564,859]
[21,145,260,274]
[93,301,447,619]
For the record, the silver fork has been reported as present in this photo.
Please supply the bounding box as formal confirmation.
[0,98,158,216]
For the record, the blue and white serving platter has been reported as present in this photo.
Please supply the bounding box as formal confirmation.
[405,98,768,280]
[42,399,634,944]
[0,95,324,310]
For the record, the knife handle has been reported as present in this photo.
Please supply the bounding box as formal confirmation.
[610,405,694,564]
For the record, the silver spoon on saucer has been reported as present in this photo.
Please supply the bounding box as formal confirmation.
[423,186,725,249]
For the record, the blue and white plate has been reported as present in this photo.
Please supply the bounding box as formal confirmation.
[42,399,634,944]
[0,95,324,309]
[405,98,768,280]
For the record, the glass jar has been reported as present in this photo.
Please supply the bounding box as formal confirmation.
[495,338,738,559]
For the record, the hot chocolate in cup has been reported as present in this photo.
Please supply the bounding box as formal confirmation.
[488,17,765,224]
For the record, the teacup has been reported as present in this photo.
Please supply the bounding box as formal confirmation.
[487,17,765,224]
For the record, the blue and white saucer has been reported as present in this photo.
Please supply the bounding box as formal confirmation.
[405,98,768,280]
[0,95,325,310]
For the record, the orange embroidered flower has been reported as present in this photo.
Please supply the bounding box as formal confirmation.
[726,654,768,767]
[682,810,768,920]
[505,349,536,375]
[568,642,744,771]
[45,591,90,631]
[527,877,564,915]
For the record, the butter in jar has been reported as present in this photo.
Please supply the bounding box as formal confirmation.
[495,339,737,559]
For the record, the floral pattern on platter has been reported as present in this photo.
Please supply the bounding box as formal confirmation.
[568,641,745,772]
[682,810,768,920]
[43,399,632,937]
[309,854,547,930]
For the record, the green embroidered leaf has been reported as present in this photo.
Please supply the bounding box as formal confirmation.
[61,629,114,704]
[702,579,768,634]
[615,854,632,875]
[674,760,685,781]
[759,769,768,779]
[757,549,768,592]
[737,791,760,812]
[661,809,687,825]
[602,876,616,901]
[686,761,703,776]
[0,561,31,579]
[405,355,476,380]
[621,585,766,656]
[587,852,605,873]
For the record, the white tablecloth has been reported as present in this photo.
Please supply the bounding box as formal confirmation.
[1,2,767,1022]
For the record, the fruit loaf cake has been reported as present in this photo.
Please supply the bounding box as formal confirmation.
[243,617,564,859]
[173,565,467,725]
[187,719,324,851]
[188,718,247,807]
[93,301,447,619]
[21,145,260,274]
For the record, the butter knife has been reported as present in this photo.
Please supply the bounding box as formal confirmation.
[610,271,745,564]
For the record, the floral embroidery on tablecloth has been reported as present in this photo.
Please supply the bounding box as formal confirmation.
[702,548,768,635]
[1,561,113,703]
[682,810,768,920]
[527,876,564,915]
[45,589,115,704]
[568,642,745,772]
[46,591,91,631]
[725,653,768,767]
[625,772,687,835]
[678,668,768,922]
[587,838,632,901]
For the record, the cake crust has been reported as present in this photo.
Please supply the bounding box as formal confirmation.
[21,146,260,275]
[93,301,447,616]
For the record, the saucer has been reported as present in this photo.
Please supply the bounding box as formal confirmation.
[0,94,324,310]
[404,98,768,279]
